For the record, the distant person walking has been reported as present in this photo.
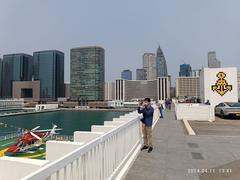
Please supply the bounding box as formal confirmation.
[165,98,172,110]
[168,99,172,110]
[157,101,164,118]
[138,98,154,153]
[165,99,168,109]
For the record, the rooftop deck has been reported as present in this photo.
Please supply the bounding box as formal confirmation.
[125,110,240,180]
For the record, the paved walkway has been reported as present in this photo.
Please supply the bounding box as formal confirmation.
[189,116,240,136]
[125,110,240,180]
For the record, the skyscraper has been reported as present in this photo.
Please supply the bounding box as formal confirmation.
[136,68,147,80]
[121,69,132,80]
[179,64,192,77]
[208,51,221,68]
[156,46,168,77]
[70,46,105,101]
[33,50,64,101]
[143,53,156,80]
[2,53,33,98]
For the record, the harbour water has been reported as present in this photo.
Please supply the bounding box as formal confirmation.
[0,110,127,136]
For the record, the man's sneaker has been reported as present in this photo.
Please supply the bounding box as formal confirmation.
[141,145,148,151]
[148,147,153,153]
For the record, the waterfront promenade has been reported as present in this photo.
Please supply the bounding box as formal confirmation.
[125,110,240,180]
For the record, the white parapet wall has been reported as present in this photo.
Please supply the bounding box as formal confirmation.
[46,141,84,161]
[0,156,49,180]
[175,103,215,121]
[74,131,104,143]
[91,125,117,133]
[45,141,85,180]
[104,121,125,126]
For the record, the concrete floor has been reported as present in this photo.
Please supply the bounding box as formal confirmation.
[125,111,240,180]
[189,116,240,136]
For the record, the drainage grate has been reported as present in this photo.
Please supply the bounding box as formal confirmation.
[188,143,199,148]
[191,152,204,160]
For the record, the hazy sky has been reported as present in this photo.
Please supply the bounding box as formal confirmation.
[0,0,239,83]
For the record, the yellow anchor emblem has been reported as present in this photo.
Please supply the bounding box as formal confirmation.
[211,72,232,96]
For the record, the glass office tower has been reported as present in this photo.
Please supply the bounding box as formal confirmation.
[121,69,132,80]
[70,46,105,101]
[136,68,147,80]
[2,54,33,98]
[179,64,192,77]
[156,46,168,77]
[33,50,64,101]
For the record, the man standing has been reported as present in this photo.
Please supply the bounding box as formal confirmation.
[138,98,154,153]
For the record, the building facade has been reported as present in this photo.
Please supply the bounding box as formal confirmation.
[156,46,168,77]
[70,46,105,101]
[104,82,115,101]
[2,53,33,98]
[192,69,201,77]
[115,79,124,101]
[143,53,156,80]
[33,50,64,101]
[121,69,132,80]
[125,80,158,101]
[208,51,221,68]
[136,68,147,80]
[0,58,2,97]
[64,83,70,99]
[176,77,200,98]
[157,76,171,101]
[170,87,176,98]
[0,99,24,111]
[115,77,170,101]
[12,81,40,102]
[179,64,192,77]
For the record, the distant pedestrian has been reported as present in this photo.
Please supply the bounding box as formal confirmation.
[168,99,172,110]
[197,98,201,103]
[157,101,164,118]
[165,99,168,109]
[138,98,154,153]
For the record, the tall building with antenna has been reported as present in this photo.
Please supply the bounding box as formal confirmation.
[156,46,168,77]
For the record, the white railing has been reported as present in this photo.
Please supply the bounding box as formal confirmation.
[51,135,74,142]
[21,112,142,180]
[0,132,22,142]
[0,132,74,143]
[21,109,159,180]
